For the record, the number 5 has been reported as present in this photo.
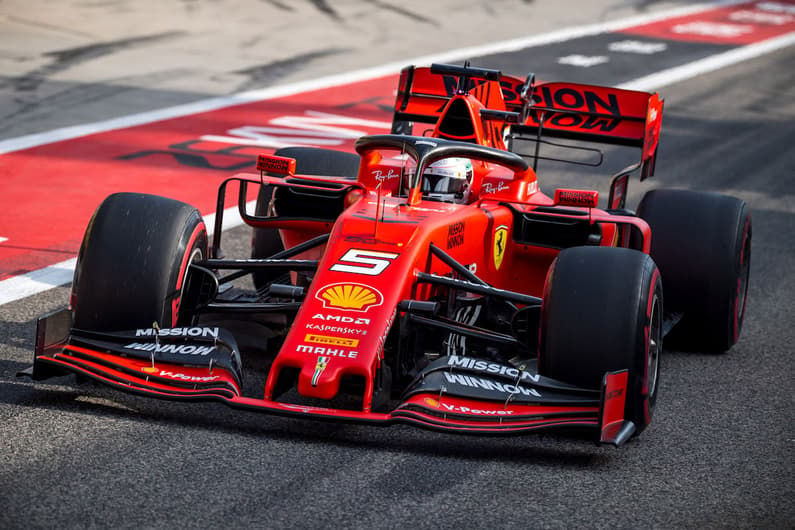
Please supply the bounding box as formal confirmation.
[330,249,399,276]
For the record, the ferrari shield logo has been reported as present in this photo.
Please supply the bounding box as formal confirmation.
[493,225,508,270]
[312,356,330,387]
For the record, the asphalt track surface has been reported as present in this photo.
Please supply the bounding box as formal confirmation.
[1,1,794,528]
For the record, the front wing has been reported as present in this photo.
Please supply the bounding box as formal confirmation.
[22,308,635,445]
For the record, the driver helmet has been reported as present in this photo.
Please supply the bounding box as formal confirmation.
[421,157,473,203]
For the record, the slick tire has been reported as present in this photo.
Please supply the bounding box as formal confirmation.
[251,147,361,289]
[539,247,663,434]
[72,192,208,332]
[637,189,751,352]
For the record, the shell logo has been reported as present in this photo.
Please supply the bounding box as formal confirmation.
[141,366,158,374]
[423,397,441,408]
[315,283,384,312]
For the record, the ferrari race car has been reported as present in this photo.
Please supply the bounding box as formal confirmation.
[23,63,751,445]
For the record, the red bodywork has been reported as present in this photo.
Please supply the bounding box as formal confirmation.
[29,64,663,444]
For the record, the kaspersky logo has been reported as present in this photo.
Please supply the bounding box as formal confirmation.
[312,356,330,386]
[315,283,383,312]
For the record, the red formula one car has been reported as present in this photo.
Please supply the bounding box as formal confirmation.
[24,64,751,445]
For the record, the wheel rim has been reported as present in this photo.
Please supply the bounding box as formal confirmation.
[734,228,751,337]
[647,294,662,400]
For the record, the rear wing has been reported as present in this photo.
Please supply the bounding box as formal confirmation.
[393,64,663,180]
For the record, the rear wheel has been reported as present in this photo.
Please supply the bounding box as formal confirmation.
[251,147,361,289]
[539,247,662,434]
[637,189,751,352]
[72,192,207,331]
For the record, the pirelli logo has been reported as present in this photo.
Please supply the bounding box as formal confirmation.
[304,334,360,348]
[256,154,296,175]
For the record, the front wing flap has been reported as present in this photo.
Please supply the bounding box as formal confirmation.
[28,308,243,398]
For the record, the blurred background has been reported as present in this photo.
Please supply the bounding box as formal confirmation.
[0,0,689,138]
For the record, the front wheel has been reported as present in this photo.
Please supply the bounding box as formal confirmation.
[539,247,663,434]
[72,192,208,331]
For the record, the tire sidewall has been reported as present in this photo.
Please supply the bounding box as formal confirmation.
[729,207,751,347]
[634,268,662,427]
[169,218,208,327]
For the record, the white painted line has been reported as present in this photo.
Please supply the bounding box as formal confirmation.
[202,200,257,238]
[0,1,746,156]
[0,258,76,306]
[618,30,795,91]
[0,0,783,306]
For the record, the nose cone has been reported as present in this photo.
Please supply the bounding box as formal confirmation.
[297,355,342,399]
